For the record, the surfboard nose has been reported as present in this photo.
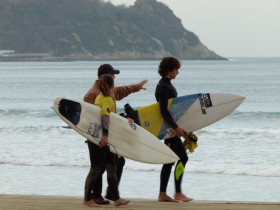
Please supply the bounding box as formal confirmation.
[211,93,245,106]
[232,94,245,101]
[229,94,246,108]
[240,95,246,101]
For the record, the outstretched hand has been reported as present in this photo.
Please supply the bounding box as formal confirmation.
[137,80,148,90]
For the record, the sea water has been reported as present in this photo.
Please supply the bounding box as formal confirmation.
[0,58,279,202]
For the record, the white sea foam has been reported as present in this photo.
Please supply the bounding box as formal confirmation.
[0,122,279,177]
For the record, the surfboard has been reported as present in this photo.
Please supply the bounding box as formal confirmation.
[134,93,245,139]
[53,97,179,164]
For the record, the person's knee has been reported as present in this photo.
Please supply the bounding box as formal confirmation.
[92,161,106,172]
[118,157,125,168]
[91,167,102,176]
[180,154,188,165]
[107,164,117,178]
[100,165,106,174]
[161,163,173,173]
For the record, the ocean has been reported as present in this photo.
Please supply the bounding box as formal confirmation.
[0,58,279,202]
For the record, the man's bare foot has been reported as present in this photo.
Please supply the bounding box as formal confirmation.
[158,192,179,202]
[174,193,193,202]
[83,199,102,207]
[114,198,130,206]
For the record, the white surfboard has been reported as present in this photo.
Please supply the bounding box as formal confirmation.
[53,97,179,164]
[137,93,245,139]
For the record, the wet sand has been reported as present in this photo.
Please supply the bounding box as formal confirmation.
[0,194,279,210]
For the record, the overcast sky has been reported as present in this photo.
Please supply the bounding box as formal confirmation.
[105,0,280,58]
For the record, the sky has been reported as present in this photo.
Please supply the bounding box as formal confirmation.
[105,0,280,58]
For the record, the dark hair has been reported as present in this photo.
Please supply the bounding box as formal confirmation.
[158,57,181,76]
[97,74,114,97]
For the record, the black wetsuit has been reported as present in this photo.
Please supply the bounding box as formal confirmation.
[87,141,125,200]
[85,142,120,201]
[155,76,188,193]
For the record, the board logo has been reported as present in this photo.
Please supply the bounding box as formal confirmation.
[167,128,175,136]
[144,121,150,127]
[87,122,101,138]
[198,93,212,115]
[129,123,137,131]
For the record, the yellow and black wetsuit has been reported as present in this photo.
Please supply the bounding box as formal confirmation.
[95,93,115,136]
[84,81,141,203]
[155,76,188,193]
[84,93,120,202]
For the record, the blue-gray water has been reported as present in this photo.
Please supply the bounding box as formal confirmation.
[0,58,279,202]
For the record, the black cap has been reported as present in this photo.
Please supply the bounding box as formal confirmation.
[98,64,120,78]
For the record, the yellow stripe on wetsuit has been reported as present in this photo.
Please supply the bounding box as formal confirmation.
[167,142,185,180]
[175,161,185,181]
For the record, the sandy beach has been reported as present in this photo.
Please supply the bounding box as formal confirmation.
[0,194,279,210]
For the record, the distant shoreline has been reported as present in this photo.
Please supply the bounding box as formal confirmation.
[1,57,279,62]
[0,52,227,62]
[0,56,228,62]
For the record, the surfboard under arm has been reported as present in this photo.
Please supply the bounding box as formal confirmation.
[136,93,245,139]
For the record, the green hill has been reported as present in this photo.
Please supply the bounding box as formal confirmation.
[0,0,226,60]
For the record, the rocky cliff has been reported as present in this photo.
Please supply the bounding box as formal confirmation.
[0,0,226,60]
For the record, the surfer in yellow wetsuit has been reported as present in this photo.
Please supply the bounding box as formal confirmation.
[83,74,130,207]
[155,57,193,202]
[83,64,147,205]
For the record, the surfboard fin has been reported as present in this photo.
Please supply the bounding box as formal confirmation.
[120,103,140,125]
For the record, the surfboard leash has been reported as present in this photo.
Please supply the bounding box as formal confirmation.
[183,132,198,153]
[72,124,119,156]
[52,104,120,156]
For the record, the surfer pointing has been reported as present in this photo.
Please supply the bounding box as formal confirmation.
[84,74,130,207]
[83,64,147,206]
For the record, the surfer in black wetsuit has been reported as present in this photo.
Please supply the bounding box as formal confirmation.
[155,57,193,202]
